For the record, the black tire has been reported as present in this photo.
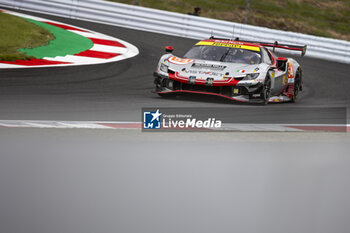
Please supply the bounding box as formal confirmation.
[292,70,301,103]
[261,77,271,105]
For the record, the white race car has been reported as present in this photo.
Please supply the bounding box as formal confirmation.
[154,37,306,104]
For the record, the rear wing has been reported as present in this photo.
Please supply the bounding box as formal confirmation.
[209,36,307,56]
[259,41,307,56]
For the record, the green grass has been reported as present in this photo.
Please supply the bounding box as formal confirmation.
[0,12,54,61]
[109,0,350,41]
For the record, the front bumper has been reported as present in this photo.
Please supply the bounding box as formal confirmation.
[154,71,265,103]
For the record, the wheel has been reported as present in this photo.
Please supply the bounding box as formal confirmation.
[291,70,301,103]
[261,77,271,105]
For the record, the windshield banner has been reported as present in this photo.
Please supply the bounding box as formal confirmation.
[196,41,260,52]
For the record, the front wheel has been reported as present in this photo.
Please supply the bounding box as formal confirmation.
[261,78,271,105]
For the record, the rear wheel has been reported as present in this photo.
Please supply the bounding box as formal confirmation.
[261,78,271,105]
[292,70,301,102]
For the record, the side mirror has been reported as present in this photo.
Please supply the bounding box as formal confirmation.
[276,57,288,71]
[165,46,174,53]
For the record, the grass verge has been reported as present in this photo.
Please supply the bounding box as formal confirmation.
[0,12,54,61]
[109,0,350,41]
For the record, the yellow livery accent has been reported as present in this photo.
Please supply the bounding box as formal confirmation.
[196,41,260,52]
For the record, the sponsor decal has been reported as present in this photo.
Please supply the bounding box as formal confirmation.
[183,70,222,76]
[188,76,196,84]
[196,41,260,52]
[271,71,275,78]
[287,62,295,84]
[206,78,214,86]
[287,61,295,79]
[282,75,286,85]
[288,78,295,84]
[168,56,194,65]
[192,63,226,69]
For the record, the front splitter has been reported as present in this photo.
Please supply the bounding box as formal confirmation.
[158,90,292,103]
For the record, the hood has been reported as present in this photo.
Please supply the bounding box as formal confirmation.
[166,56,262,80]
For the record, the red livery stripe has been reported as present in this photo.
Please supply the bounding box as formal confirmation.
[75,50,120,59]
[0,59,71,66]
[158,90,237,101]
[88,38,126,47]
[42,22,87,32]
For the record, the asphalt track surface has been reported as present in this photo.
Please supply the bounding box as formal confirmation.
[1,9,350,233]
[0,10,349,122]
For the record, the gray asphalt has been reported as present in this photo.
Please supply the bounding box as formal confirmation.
[0,9,350,233]
[0,9,349,122]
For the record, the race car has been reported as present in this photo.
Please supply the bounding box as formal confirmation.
[154,37,307,104]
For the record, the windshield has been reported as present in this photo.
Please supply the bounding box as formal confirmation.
[184,45,261,64]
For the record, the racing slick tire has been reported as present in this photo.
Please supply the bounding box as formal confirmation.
[261,77,271,105]
[291,69,302,103]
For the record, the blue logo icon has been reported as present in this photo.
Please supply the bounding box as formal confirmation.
[143,109,162,129]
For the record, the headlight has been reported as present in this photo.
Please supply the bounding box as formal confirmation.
[160,63,168,73]
[243,73,260,80]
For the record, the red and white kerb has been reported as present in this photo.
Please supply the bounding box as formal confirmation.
[0,10,139,68]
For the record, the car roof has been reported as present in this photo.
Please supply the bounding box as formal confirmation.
[196,39,262,52]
